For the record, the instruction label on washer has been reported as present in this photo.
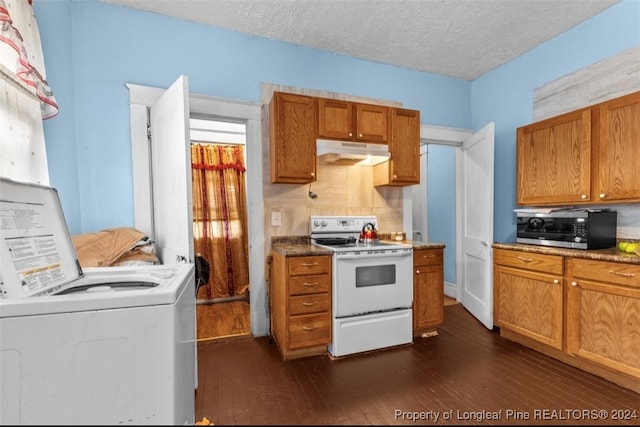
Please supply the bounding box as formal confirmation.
[0,179,81,298]
[0,199,67,294]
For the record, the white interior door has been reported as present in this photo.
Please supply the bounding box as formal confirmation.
[456,122,494,329]
[149,75,193,264]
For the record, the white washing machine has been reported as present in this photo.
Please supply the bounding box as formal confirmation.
[0,178,197,425]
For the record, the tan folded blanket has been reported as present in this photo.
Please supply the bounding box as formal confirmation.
[72,227,159,267]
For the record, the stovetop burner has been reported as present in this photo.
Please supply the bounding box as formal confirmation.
[310,215,411,253]
[312,236,357,246]
[314,239,400,248]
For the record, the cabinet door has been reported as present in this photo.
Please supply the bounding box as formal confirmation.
[374,108,420,186]
[390,108,420,184]
[494,265,563,350]
[269,92,317,184]
[413,265,444,330]
[355,103,388,142]
[593,91,640,203]
[516,109,591,205]
[566,258,640,378]
[317,98,353,140]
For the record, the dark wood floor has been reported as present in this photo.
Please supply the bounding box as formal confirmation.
[195,304,640,425]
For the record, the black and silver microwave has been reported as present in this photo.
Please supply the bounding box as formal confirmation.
[516,210,617,250]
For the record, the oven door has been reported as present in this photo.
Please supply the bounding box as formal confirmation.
[333,249,413,317]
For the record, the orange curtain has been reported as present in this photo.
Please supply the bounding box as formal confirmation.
[191,143,249,299]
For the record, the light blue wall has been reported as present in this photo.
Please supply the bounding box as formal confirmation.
[425,0,639,284]
[34,0,469,235]
[471,0,640,244]
[427,145,456,283]
[33,1,639,287]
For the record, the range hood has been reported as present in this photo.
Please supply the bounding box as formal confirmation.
[316,139,390,166]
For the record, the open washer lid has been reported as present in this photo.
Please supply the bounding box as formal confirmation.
[0,178,82,298]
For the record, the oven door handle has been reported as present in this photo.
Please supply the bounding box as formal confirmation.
[335,250,412,260]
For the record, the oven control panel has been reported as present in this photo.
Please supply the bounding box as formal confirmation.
[310,215,377,234]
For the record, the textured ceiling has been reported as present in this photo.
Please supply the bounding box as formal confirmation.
[103,0,620,80]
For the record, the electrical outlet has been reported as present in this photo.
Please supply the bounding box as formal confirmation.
[271,211,282,227]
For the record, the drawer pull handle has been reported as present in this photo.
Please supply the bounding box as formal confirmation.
[553,279,559,284]
[302,326,318,331]
[303,282,319,287]
[609,271,636,278]
[422,255,436,258]
[302,301,319,306]
[516,256,534,263]
[302,262,319,267]
[571,281,578,287]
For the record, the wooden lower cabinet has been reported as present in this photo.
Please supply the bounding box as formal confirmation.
[494,246,640,393]
[493,249,564,350]
[413,247,444,336]
[566,258,640,379]
[270,252,331,359]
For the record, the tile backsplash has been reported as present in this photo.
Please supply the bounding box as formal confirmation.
[603,204,640,240]
[263,161,404,239]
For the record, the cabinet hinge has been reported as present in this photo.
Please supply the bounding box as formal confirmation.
[146,106,152,142]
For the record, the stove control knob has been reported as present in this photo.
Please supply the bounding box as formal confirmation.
[313,220,319,227]
[321,220,327,227]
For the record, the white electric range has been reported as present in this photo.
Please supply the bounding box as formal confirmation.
[310,215,414,357]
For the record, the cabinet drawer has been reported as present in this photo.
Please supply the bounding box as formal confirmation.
[494,249,563,275]
[288,255,331,276]
[289,293,330,315]
[288,313,331,349]
[289,273,331,295]
[413,249,443,267]
[570,258,640,289]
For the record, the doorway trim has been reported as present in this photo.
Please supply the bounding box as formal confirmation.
[126,83,268,337]
[419,124,473,300]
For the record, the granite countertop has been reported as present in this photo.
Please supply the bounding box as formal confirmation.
[410,241,446,250]
[271,242,333,256]
[493,242,640,265]
[271,236,333,256]
[271,236,445,256]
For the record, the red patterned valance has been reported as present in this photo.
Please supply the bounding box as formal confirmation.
[0,0,58,119]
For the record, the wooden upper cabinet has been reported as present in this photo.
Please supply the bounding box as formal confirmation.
[317,98,388,142]
[593,91,640,203]
[317,98,353,140]
[516,90,640,206]
[374,107,420,186]
[355,103,388,142]
[517,108,592,205]
[269,92,317,184]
